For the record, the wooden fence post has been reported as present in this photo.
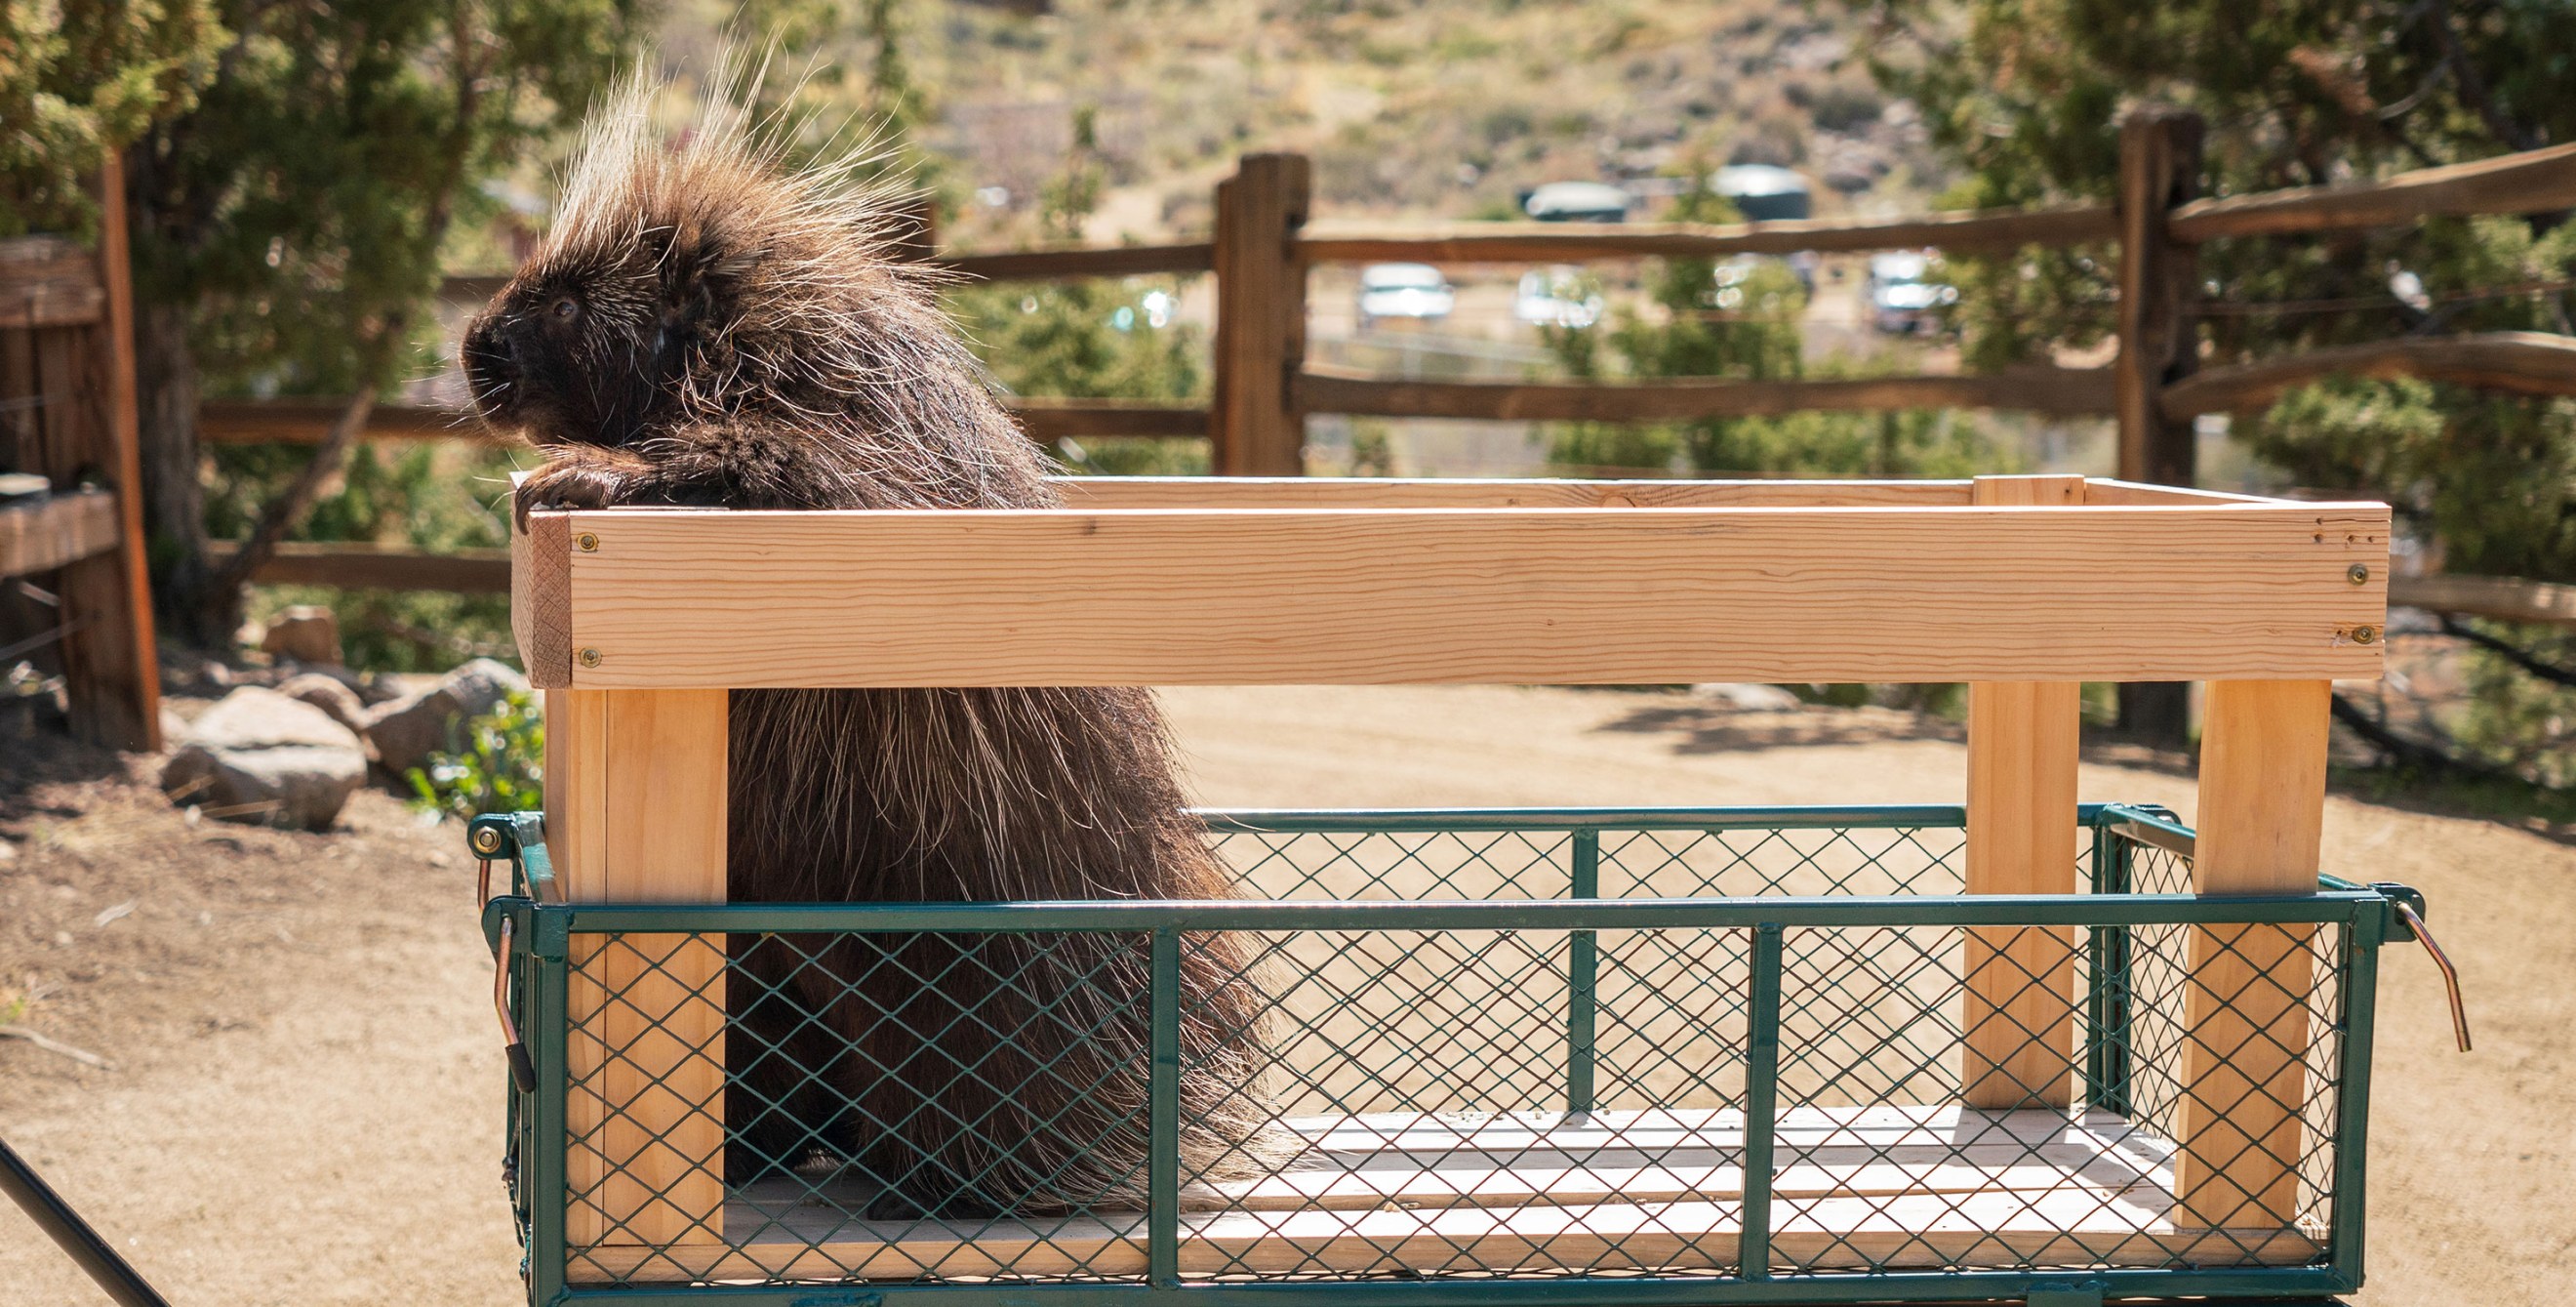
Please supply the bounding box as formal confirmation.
[1961,474,2084,1111]
[1212,153,1310,476]
[2176,679,2328,1231]
[52,156,161,751]
[2113,106,2205,747]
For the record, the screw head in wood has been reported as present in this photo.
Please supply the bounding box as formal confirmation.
[2353,625,2380,645]
[578,648,603,668]
[577,532,599,551]
[2348,563,2370,585]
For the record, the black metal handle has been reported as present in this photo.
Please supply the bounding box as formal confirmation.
[0,1135,176,1307]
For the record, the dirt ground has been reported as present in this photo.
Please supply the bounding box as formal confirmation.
[1,684,2568,1305]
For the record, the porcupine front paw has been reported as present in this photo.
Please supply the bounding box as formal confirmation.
[512,455,635,530]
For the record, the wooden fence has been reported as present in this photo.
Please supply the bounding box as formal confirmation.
[0,158,163,750]
[198,113,2576,651]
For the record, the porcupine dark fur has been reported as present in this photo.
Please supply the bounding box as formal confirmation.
[461,61,1279,1217]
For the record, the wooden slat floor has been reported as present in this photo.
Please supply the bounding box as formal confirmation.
[572,1105,2321,1285]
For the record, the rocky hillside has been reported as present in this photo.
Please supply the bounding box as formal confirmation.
[670,0,1951,244]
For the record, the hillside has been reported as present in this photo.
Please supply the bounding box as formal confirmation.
[671,0,1953,247]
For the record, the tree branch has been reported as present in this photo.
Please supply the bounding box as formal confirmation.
[204,323,400,602]
[2429,0,2542,153]
[2438,614,2576,687]
[2329,688,2496,777]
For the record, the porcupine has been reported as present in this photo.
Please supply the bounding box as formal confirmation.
[461,66,1279,1217]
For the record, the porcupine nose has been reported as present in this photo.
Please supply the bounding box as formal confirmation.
[461,319,517,413]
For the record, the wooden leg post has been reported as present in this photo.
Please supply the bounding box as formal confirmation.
[547,687,730,1263]
[2177,679,2327,1230]
[1212,153,1310,477]
[1962,474,2084,1110]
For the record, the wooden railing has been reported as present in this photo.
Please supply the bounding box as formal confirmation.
[200,119,2576,654]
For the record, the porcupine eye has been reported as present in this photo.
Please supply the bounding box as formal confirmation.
[550,295,580,321]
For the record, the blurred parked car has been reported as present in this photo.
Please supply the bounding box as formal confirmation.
[1712,165,1813,223]
[1356,263,1457,328]
[1865,251,1956,334]
[1522,181,1630,223]
[1513,266,1605,328]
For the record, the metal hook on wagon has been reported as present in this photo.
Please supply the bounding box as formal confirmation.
[2389,896,2472,1053]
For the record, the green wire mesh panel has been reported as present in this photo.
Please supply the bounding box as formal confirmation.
[507,808,2370,1298]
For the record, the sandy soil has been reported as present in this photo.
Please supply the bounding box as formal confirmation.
[1,684,2567,1305]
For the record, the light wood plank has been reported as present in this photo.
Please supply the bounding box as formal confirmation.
[514,504,573,687]
[1962,475,2085,1111]
[548,688,730,1253]
[2177,679,2329,1230]
[552,503,2390,688]
[565,1104,2318,1284]
[1055,476,1976,509]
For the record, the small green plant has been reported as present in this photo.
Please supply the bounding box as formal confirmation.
[407,690,545,822]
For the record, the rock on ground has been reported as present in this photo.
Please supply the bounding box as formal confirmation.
[257,604,342,666]
[363,658,529,778]
[278,673,372,743]
[158,686,367,830]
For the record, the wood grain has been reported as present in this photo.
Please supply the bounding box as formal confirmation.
[553,503,2391,688]
[1054,475,1979,509]
[513,508,573,688]
[1962,476,2084,1112]
[2170,141,2576,241]
[1298,363,2118,422]
[2176,679,2330,1231]
[1296,203,2117,264]
[548,688,730,1253]
[0,488,120,578]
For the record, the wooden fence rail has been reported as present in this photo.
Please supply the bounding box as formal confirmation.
[224,124,2576,670]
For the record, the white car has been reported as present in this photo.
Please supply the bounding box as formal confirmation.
[1357,263,1456,328]
[1866,251,1957,334]
[1514,266,1604,328]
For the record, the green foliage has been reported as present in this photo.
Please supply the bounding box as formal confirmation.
[219,427,520,673]
[942,101,1210,477]
[407,689,544,822]
[141,2,650,400]
[0,0,223,238]
[1865,0,2576,787]
[1545,182,2002,477]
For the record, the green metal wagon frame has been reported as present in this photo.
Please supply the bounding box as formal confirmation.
[474,799,2453,1307]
